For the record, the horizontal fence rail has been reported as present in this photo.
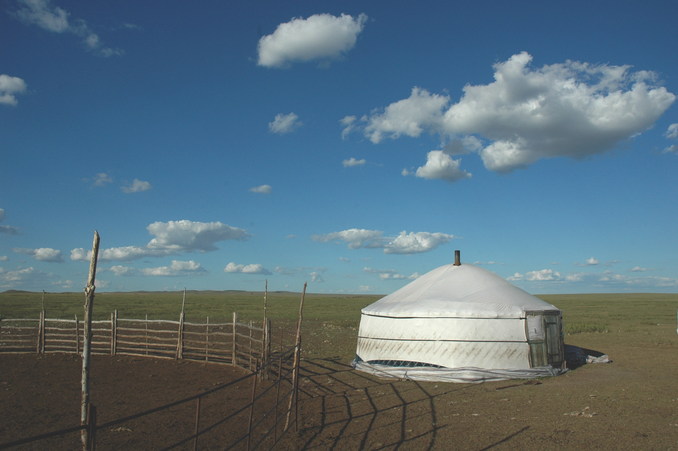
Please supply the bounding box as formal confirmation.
[0,311,271,371]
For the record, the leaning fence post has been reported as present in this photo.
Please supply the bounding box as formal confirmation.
[285,282,306,432]
[75,314,79,354]
[81,231,100,450]
[177,290,186,360]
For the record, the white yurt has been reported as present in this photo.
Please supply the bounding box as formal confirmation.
[353,251,566,383]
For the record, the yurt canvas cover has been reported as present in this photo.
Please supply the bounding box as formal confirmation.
[353,259,566,383]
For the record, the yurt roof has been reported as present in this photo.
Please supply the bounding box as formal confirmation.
[362,262,559,319]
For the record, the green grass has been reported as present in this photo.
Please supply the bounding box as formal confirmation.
[2,290,676,359]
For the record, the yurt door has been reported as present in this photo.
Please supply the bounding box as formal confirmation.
[526,312,564,368]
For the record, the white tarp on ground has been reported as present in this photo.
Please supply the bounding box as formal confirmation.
[352,359,566,383]
[354,262,566,382]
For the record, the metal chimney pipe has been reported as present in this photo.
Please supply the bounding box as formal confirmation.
[454,250,461,266]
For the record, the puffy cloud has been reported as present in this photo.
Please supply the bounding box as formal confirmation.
[269,113,302,134]
[146,220,250,252]
[349,52,675,175]
[13,0,123,57]
[0,267,37,287]
[342,157,366,167]
[71,220,249,261]
[664,123,678,154]
[90,172,113,187]
[340,115,358,139]
[0,74,27,106]
[411,150,471,182]
[71,245,163,262]
[312,228,385,249]
[141,260,205,276]
[109,260,206,277]
[363,87,449,144]
[312,228,453,254]
[508,269,562,281]
[121,179,152,193]
[250,184,272,194]
[13,247,63,262]
[257,13,367,68]
[224,262,271,275]
[383,231,454,254]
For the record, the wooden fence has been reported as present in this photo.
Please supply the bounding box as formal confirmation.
[0,311,271,372]
[0,311,303,450]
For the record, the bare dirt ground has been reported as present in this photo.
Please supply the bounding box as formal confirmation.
[1,329,677,450]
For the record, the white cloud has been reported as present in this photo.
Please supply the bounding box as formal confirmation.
[630,266,649,272]
[14,0,123,57]
[313,228,453,254]
[250,184,272,194]
[0,74,28,106]
[257,13,367,68]
[340,115,357,139]
[383,231,454,254]
[0,267,37,287]
[312,228,385,249]
[269,112,302,134]
[109,260,206,277]
[665,123,678,139]
[508,269,562,281]
[141,260,205,276]
[91,172,113,187]
[665,123,678,153]
[364,87,449,144]
[71,220,250,261]
[14,247,63,262]
[582,257,600,266]
[342,157,366,167]
[224,262,271,275]
[411,150,472,182]
[0,256,8,262]
[309,271,324,283]
[121,179,152,193]
[146,220,250,252]
[350,52,675,174]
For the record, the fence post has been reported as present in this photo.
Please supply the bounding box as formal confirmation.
[205,316,210,363]
[248,320,253,371]
[37,310,45,354]
[232,312,238,367]
[110,311,118,356]
[75,314,79,354]
[285,282,306,432]
[81,231,100,450]
[176,311,185,360]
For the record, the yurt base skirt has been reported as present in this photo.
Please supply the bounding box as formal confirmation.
[351,357,567,383]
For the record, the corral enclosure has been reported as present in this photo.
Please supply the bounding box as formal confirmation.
[1,290,678,449]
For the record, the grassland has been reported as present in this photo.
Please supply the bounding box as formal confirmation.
[1,290,676,360]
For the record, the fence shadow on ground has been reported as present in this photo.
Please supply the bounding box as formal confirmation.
[290,358,477,450]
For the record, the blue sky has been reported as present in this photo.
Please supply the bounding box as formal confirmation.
[1,0,677,295]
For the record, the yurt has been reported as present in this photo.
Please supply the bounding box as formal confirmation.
[353,251,566,383]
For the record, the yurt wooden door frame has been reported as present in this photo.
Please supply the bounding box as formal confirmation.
[525,311,565,368]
